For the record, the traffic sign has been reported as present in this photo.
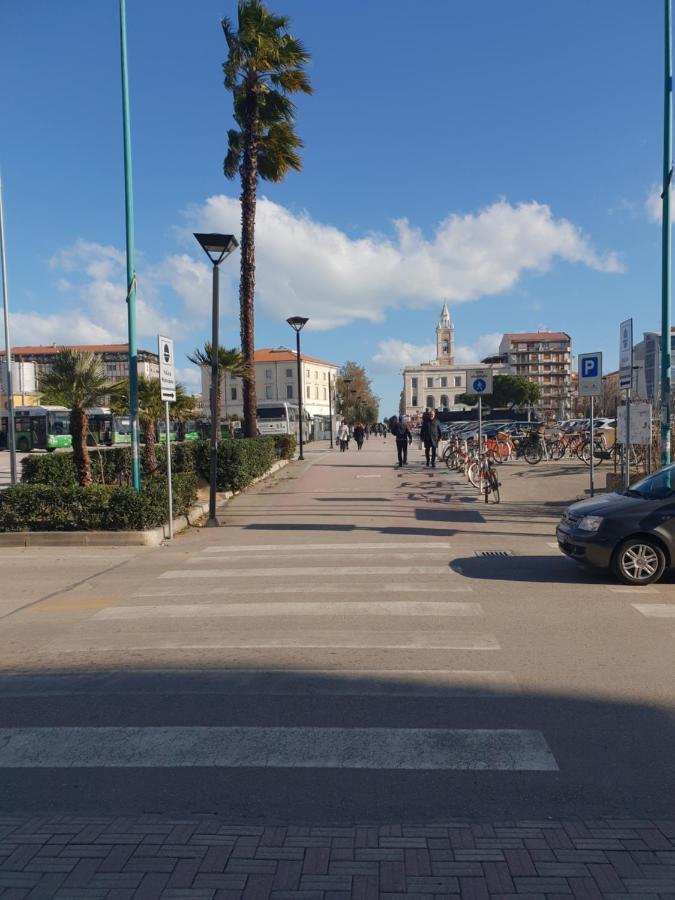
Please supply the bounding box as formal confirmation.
[158,334,176,402]
[465,367,493,395]
[578,352,602,397]
[619,319,633,389]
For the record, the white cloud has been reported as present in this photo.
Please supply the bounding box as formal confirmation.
[371,339,437,373]
[646,184,668,223]
[175,365,202,391]
[190,194,623,330]
[454,333,502,364]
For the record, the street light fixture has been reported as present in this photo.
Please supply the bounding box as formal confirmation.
[287,316,309,460]
[194,232,239,527]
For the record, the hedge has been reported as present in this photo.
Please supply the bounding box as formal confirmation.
[193,436,278,492]
[0,474,197,532]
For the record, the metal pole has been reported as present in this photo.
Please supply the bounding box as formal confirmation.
[662,0,673,466]
[478,394,482,457]
[296,330,305,460]
[625,387,631,489]
[328,372,334,449]
[119,0,140,491]
[207,263,220,526]
[0,174,16,484]
[590,395,595,497]
[165,400,173,539]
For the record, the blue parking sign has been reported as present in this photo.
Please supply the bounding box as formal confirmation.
[578,352,602,397]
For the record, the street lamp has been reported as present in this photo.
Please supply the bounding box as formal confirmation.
[287,316,309,460]
[194,232,239,527]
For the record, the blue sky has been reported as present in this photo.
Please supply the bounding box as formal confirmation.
[0,0,668,414]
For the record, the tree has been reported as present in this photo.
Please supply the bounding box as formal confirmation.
[335,362,380,424]
[456,374,541,409]
[222,0,312,437]
[39,349,120,487]
[187,343,247,438]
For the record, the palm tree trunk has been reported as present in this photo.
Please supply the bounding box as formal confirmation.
[70,406,91,487]
[239,89,259,438]
[145,419,158,475]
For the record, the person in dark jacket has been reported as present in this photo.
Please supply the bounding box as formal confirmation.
[420,409,442,467]
[353,423,365,450]
[393,416,413,467]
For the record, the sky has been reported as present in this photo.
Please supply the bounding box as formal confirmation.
[0,0,669,415]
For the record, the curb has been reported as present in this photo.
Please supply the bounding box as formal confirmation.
[0,459,289,548]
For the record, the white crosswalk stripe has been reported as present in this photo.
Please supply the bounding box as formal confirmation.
[632,603,675,616]
[201,542,448,553]
[93,601,483,620]
[134,584,473,598]
[160,565,452,579]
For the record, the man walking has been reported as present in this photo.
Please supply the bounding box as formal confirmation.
[393,415,413,467]
[420,409,442,467]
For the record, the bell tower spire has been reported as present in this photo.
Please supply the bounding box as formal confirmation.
[436,303,454,363]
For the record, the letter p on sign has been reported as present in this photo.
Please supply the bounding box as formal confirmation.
[582,357,598,378]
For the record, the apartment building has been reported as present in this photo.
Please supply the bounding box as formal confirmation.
[499,331,572,418]
[200,347,339,421]
[0,344,160,387]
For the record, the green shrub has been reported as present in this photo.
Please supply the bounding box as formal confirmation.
[0,474,197,532]
[273,434,297,460]
[194,436,276,491]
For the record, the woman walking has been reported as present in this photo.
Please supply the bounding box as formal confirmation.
[353,422,365,450]
[337,421,350,452]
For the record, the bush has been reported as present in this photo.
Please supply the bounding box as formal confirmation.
[273,434,297,460]
[0,474,197,532]
[194,436,277,492]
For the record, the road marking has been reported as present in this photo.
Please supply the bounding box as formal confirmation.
[53,633,500,651]
[0,727,557,770]
[356,475,382,478]
[609,586,659,595]
[0,670,518,697]
[546,542,559,549]
[160,566,452,580]
[134,584,473,598]
[93,601,483,620]
[201,542,449,553]
[632,603,675,616]
[193,551,451,562]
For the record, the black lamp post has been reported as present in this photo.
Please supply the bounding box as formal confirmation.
[287,316,309,460]
[328,371,334,449]
[194,232,238,527]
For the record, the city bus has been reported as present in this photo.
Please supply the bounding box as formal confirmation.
[256,400,311,443]
[0,406,71,451]
[86,407,131,446]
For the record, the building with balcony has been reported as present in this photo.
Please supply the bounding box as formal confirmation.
[499,331,572,419]
[0,344,160,386]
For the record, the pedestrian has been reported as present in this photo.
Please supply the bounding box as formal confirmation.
[393,415,413,467]
[337,421,350,452]
[353,422,365,450]
[420,408,442,467]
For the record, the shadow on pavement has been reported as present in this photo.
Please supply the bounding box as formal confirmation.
[450,554,611,584]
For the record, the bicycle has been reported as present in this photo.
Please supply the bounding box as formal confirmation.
[468,452,501,502]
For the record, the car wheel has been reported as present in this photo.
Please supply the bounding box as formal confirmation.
[612,538,666,586]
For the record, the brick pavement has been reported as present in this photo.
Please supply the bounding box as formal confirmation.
[1,816,674,898]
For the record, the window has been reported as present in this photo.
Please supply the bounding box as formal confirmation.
[440,377,447,388]
[286,368,293,378]
[286,385,293,399]
[323,372,326,380]
[426,377,433,388]
[314,386,319,399]
[442,340,449,354]
[265,385,273,399]
[306,368,310,380]
[440,395,449,410]
[411,377,418,389]
[265,369,272,380]
[315,370,318,380]
[411,395,418,406]
[231,387,237,401]
[306,385,311,399]
[426,395,435,409]
[454,376,462,387]
[323,387,327,400]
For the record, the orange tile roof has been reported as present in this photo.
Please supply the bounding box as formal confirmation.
[254,347,338,367]
[503,332,570,343]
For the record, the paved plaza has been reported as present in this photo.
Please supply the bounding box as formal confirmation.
[0,439,674,898]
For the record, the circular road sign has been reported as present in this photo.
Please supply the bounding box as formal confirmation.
[473,378,487,393]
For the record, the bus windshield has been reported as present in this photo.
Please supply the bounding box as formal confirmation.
[49,412,71,435]
[257,406,286,420]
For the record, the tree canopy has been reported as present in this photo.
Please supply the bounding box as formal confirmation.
[334,361,379,424]
[455,374,541,408]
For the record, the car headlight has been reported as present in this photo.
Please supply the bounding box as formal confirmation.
[577,515,603,533]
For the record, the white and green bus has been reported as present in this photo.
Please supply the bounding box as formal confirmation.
[0,406,72,452]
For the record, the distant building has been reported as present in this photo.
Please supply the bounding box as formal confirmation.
[401,305,505,420]
[0,344,160,386]
[499,331,572,419]
[200,347,339,422]
[633,330,675,403]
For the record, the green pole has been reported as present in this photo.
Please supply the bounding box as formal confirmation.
[661,0,673,467]
[119,0,140,491]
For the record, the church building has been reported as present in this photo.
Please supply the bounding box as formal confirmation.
[401,305,503,420]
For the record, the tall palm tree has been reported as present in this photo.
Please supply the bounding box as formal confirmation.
[187,342,247,438]
[222,0,312,437]
[38,349,119,487]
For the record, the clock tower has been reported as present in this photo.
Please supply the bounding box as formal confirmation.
[436,303,454,364]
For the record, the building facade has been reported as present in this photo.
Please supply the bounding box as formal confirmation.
[633,330,675,403]
[499,331,572,419]
[0,344,159,386]
[402,305,506,419]
[200,347,339,421]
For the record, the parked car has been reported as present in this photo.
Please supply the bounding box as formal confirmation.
[556,464,675,584]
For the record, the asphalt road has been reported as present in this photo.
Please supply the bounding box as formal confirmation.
[0,438,673,824]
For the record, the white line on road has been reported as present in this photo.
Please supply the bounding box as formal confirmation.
[0,727,557,770]
[356,475,382,478]
[631,603,675,616]
[609,586,659,595]
[546,542,559,549]
[201,542,449,553]
[93,601,483,620]
[53,633,500,651]
[192,552,451,562]
[160,566,452,580]
[134,584,473,598]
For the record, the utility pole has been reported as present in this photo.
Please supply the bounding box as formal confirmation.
[0,174,17,484]
[661,0,673,466]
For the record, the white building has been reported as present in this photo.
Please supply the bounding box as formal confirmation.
[402,305,504,419]
[200,347,339,421]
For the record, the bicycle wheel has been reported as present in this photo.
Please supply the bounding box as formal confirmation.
[493,440,510,464]
[468,461,482,489]
[524,443,543,464]
[488,467,500,503]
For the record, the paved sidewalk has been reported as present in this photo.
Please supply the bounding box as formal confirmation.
[1,815,675,898]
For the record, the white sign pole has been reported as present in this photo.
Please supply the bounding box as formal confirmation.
[590,395,595,497]
[625,385,631,490]
[165,399,173,539]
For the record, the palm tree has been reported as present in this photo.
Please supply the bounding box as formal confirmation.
[38,349,119,487]
[222,0,312,437]
[187,342,247,438]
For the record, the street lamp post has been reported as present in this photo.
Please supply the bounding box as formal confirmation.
[287,317,309,460]
[328,371,334,448]
[194,233,239,527]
